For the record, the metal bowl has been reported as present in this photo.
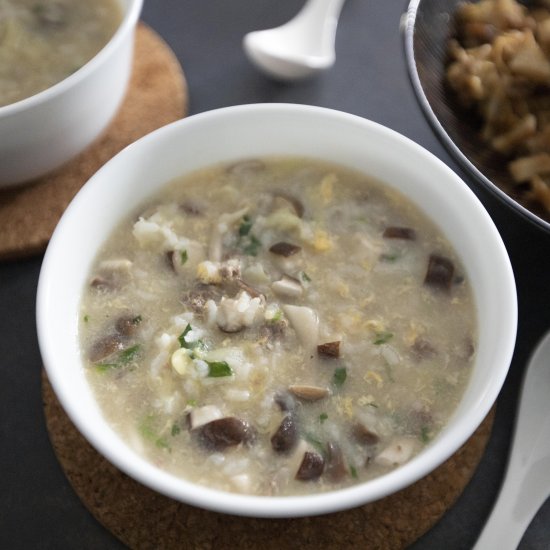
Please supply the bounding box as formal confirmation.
[403,0,550,233]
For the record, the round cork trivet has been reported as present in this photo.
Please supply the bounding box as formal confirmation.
[0,23,187,261]
[42,370,495,550]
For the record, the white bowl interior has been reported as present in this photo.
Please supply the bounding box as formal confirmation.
[37,104,517,517]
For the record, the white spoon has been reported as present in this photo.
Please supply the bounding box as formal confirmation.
[243,0,347,81]
[474,330,550,550]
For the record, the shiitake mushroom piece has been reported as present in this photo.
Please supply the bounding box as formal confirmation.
[114,314,143,338]
[352,423,380,446]
[295,451,325,481]
[271,414,298,454]
[269,242,302,257]
[317,341,341,358]
[272,192,305,218]
[424,254,455,291]
[325,442,348,482]
[197,417,256,451]
[382,226,417,240]
[88,333,125,363]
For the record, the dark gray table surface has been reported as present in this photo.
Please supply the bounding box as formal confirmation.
[1,1,549,548]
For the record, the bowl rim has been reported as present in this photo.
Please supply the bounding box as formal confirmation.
[37,103,518,517]
[0,0,143,116]
[402,0,550,234]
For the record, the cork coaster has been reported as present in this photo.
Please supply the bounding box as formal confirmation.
[0,23,187,261]
[42,370,495,550]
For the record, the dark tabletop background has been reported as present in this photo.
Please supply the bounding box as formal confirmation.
[1,1,549,548]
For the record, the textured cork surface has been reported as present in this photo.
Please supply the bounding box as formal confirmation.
[0,23,187,261]
[42,371,495,550]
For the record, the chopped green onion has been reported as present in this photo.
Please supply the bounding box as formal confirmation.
[180,249,188,265]
[95,344,141,371]
[83,314,90,323]
[171,424,181,437]
[420,426,431,443]
[206,360,233,378]
[374,332,393,345]
[350,465,358,479]
[239,215,253,236]
[332,367,347,387]
[300,271,312,283]
[319,412,328,424]
[243,234,262,256]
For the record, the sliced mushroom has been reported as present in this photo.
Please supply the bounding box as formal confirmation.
[325,442,348,482]
[197,417,256,451]
[296,451,325,481]
[424,254,455,291]
[352,422,380,446]
[383,226,416,240]
[180,198,205,216]
[374,436,417,467]
[269,242,302,257]
[88,334,124,363]
[271,275,303,298]
[271,415,298,454]
[272,192,305,218]
[317,341,341,358]
[90,258,133,291]
[288,385,329,402]
[282,305,319,354]
[114,314,142,338]
[411,338,437,361]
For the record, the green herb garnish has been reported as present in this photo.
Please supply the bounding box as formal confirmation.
[374,332,393,345]
[239,215,253,236]
[206,360,233,378]
[180,249,188,265]
[350,465,358,479]
[420,426,431,443]
[380,252,400,263]
[171,424,181,437]
[332,367,347,387]
[178,324,206,354]
[319,412,328,424]
[299,271,312,283]
[83,314,90,323]
[243,234,262,256]
[139,414,171,451]
[95,344,141,372]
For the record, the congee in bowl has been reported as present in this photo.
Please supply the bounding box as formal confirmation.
[0,0,122,107]
[37,104,517,516]
[80,157,477,496]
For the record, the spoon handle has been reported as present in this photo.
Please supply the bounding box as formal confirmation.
[473,331,550,550]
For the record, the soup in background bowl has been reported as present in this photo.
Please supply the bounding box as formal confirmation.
[0,0,142,187]
[37,104,517,517]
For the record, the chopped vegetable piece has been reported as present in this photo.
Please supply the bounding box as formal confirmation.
[269,241,302,257]
[206,360,233,378]
[198,417,256,451]
[243,235,262,256]
[299,271,312,283]
[350,465,358,479]
[180,250,188,265]
[374,332,393,345]
[353,422,380,445]
[383,227,416,240]
[424,254,455,291]
[317,341,341,358]
[319,413,328,423]
[271,415,298,454]
[95,344,141,371]
[239,215,253,236]
[325,442,347,482]
[171,424,181,436]
[296,451,325,481]
[289,385,329,401]
[332,367,347,387]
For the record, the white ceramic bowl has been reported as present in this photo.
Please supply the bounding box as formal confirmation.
[37,104,517,518]
[0,0,143,188]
